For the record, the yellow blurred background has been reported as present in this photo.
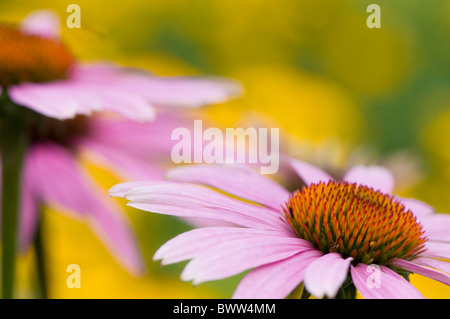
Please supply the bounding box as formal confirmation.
[1,0,449,298]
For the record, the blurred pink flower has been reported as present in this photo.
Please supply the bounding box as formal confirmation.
[111,160,450,297]
[1,10,240,275]
[1,11,239,121]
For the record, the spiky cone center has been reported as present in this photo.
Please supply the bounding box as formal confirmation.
[283,181,427,265]
[0,24,74,87]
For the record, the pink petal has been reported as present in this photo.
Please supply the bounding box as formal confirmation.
[422,241,450,259]
[167,164,290,210]
[392,258,450,286]
[139,77,242,107]
[87,195,145,276]
[350,264,424,299]
[75,82,156,122]
[9,67,156,121]
[26,143,89,217]
[343,165,394,194]
[80,140,165,181]
[181,236,313,284]
[8,83,80,120]
[303,253,353,298]
[26,143,144,275]
[411,257,450,275]
[415,214,450,241]
[123,182,289,230]
[154,227,296,266]
[109,181,169,198]
[109,74,242,108]
[9,61,238,121]
[127,201,278,230]
[19,10,61,39]
[70,63,119,79]
[86,113,182,158]
[72,63,242,108]
[18,176,39,253]
[233,249,323,299]
[287,158,333,186]
[179,216,235,228]
[396,197,434,216]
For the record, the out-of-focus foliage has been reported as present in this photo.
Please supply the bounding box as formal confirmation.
[2,0,449,298]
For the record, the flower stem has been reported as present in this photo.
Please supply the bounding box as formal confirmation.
[34,211,48,299]
[335,276,357,299]
[0,91,29,299]
[286,282,311,299]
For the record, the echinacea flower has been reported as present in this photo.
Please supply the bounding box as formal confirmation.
[1,11,239,121]
[111,160,450,299]
[0,10,240,277]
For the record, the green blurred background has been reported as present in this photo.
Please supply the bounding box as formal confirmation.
[1,0,449,298]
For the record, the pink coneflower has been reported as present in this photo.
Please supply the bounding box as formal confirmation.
[111,160,450,299]
[20,112,190,274]
[1,11,239,120]
[0,10,240,297]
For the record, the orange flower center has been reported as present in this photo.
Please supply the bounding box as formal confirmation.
[283,181,427,265]
[0,24,74,87]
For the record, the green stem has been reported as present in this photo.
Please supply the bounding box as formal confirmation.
[1,91,29,299]
[34,211,48,299]
[286,282,311,299]
[335,276,357,299]
[300,286,311,299]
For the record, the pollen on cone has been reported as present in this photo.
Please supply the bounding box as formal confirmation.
[283,181,427,265]
[0,24,74,86]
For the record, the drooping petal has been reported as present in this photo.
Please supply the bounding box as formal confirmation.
[392,258,450,286]
[181,236,313,285]
[154,227,296,266]
[19,9,61,39]
[18,176,39,253]
[350,264,424,299]
[26,143,144,275]
[303,253,353,299]
[86,113,182,158]
[167,164,290,210]
[232,249,323,299]
[26,143,90,217]
[80,139,165,181]
[343,165,395,194]
[86,196,146,276]
[287,158,333,185]
[123,182,289,230]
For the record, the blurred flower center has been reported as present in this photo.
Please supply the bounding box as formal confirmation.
[30,114,90,146]
[283,181,427,265]
[0,24,74,87]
